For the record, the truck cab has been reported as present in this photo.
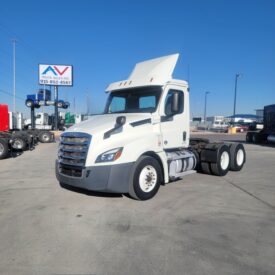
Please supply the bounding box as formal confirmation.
[56,54,246,200]
[24,113,52,130]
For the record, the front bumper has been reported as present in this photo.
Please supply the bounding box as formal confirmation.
[55,160,134,193]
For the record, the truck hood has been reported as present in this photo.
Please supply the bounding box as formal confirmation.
[67,113,152,136]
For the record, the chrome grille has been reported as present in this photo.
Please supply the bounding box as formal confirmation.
[58,132,92,170]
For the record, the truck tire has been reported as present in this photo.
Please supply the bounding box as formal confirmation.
[129,156,162,200]
[229,143,246,171]
[57,101,63,108]
[38,131,52,143]
[0,139,9,159]
[252,133,261,144]
[246,132,253,143]
[62,102,69,109]
[25,99,34,108]
[210,145,230,176]
[12,136,27,150]
[201,162,211,174]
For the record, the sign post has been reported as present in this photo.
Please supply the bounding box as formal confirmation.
[38,64,73,130]
[54,86,58,130]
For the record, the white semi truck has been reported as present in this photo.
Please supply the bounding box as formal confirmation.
[24,113,52,130]
[56,54,246,200]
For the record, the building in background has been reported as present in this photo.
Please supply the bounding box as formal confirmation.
[226,114,262,123]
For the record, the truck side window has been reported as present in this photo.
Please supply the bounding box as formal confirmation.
[165,90,184,116]
[109,97,126,113]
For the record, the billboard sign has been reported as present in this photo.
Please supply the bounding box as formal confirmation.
[39,64,73,86]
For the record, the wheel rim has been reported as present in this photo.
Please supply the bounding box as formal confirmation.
[139,165,157,193]
[14,139,23,149]
[43,134,50,142]
[0,143,4,155]
[236,149,244,166]
[220,151,229,170]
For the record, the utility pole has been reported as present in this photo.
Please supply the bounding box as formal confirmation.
[204,91,210,122]
[54,86,58,130]
[12,39,16,113]
[233,73,242,118]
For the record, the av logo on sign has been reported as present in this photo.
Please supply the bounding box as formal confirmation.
[39,64,73,86]
[42,65,70,76]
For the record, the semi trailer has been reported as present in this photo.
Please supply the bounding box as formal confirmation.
[56,54,246,200]
[0,104,54,159]
[246,104,275,144]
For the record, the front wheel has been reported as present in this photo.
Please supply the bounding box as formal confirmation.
[25,99,34,108]
[129,156,162,200]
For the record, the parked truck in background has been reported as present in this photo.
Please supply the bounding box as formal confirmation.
[246,104,275,144]
[56,54,246,200]
[0,104,54,159]
[24,112,52,130]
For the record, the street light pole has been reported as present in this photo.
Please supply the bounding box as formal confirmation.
[204,91,210,122]
[233,73,241,118]
[12,39,17,113]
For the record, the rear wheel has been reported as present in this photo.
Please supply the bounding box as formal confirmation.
[12,136,27,150]
[201,162,211,174]
[229,143,246,171]
[210,145,230,176]
[0,139,9,159]
[129,156,162,200]
[38,131,52,143]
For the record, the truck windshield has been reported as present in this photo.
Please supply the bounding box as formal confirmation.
[104,86,162,114]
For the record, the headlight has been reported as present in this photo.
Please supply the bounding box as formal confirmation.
[96,147,123,163]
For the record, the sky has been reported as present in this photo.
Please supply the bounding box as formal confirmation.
[0,0,274,118]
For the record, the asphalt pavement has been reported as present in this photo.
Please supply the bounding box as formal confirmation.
[0,133,274,275]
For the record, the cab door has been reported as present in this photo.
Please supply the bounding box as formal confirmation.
[159,85,189,149]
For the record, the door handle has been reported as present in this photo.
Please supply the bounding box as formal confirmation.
[183,131,186,141]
